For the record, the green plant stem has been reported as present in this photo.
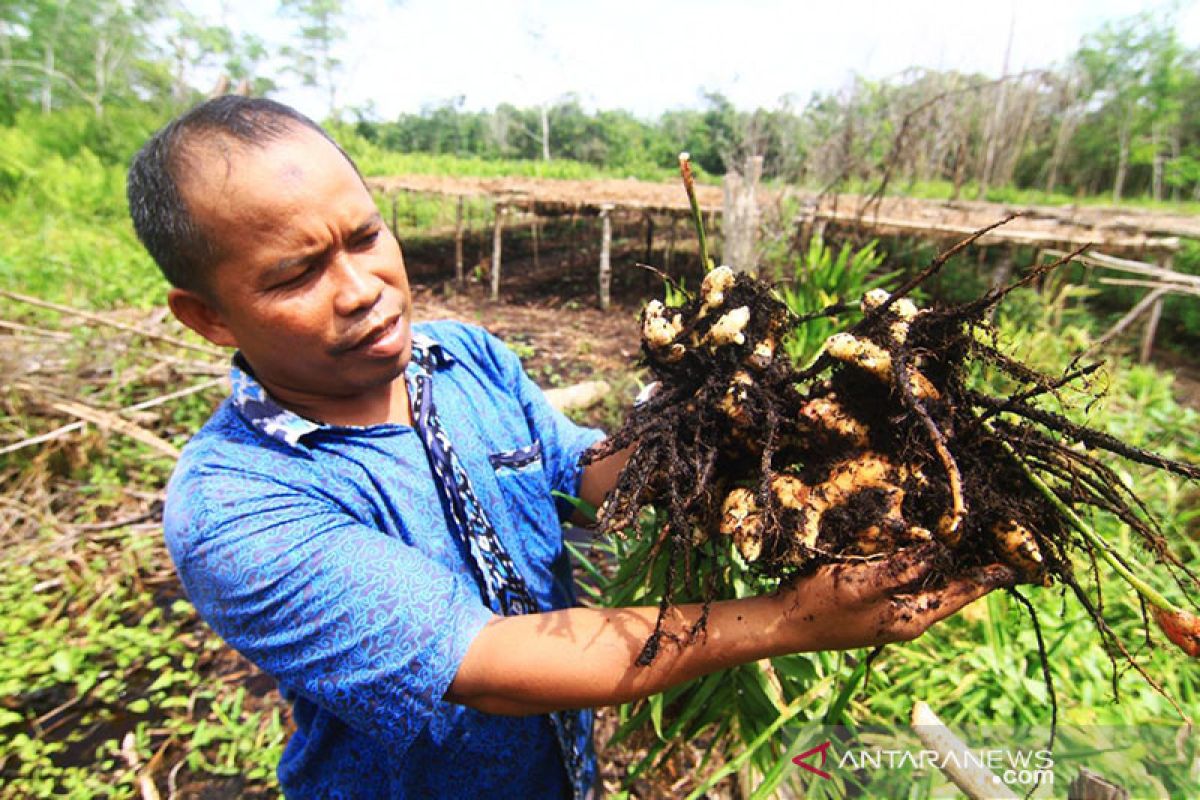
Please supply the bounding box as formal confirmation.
[678,152,712,271]
[985,421,1181,615]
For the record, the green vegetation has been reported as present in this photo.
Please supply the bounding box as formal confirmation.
[2,0,1198,796]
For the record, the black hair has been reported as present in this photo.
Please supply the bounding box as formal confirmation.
[126,96,359,294]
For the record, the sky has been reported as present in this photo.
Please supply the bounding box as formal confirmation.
[197,0,1200,120]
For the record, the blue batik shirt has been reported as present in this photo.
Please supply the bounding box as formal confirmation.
[163,320,605,798]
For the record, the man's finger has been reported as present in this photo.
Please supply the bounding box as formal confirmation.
[854,541,949,593]
[894,564,1019,628]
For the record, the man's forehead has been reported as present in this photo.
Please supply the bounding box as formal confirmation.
[180,132,362,228]
[182,127,323,189]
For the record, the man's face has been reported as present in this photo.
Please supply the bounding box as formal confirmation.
[179,127,412,404]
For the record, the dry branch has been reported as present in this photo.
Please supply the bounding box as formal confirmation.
[47,399,180,459]
[1,290,224,356]
[0,377,223,457]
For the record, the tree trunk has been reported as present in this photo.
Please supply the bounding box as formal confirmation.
[1113,117,1131,202]
[951,141,967,201]
[540,104,551,161]
[1046,113,1076,193]
[722,155,763,273]
[999,89,1037,186]
[1152,124,1164,202]
[977,14,1014,199]
[1171,133,1181,202]
[41,44,53,114]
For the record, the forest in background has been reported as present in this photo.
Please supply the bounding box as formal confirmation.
[1,1,1200,206]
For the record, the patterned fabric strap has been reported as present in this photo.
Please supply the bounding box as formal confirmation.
[408,353,591,800]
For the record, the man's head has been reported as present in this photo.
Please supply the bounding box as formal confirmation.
[127,97,413,414]
[128,96,352,296]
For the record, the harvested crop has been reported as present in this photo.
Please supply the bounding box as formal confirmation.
[582,158,1200,702]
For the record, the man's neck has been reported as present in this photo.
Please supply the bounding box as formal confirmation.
[265,374,414,428]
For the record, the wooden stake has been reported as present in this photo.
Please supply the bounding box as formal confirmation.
[989,245,1015,288]
[390,193,399,241]
[665,216,678,274]
[491,203,505,302]
[644,213,655,264]
[454,196,465,287]
[1140,294,1164,364]
[532,212,541,272]
[643,213,656,291]
[599,205,613,311]
[1090,287,1168,355]
[569,212,579,270]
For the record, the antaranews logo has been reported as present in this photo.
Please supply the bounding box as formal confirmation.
[789,736,1054,789]
[791,741,833,780]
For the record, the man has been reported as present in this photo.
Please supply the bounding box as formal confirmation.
[127,96,1014,798]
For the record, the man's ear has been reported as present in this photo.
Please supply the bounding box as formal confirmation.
[167,287,238,349]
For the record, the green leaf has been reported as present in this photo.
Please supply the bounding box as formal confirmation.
[648,692,664,738]
[50,650,74,679]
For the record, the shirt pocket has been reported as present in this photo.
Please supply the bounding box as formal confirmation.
[486,440,559,570]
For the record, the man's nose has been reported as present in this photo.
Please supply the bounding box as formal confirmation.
[331,254,383,317]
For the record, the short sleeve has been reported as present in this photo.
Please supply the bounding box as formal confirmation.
[163,464,495,758]
[474,327,606,519]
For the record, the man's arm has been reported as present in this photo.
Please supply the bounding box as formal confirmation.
[576,442,634,515]
[447,545,1015,715]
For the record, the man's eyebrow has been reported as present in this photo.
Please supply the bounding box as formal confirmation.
[266,250,323,279]
[265,213,385,278]
[350,212,384,239]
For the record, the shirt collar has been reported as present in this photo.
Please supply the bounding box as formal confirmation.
[230,332,451,449]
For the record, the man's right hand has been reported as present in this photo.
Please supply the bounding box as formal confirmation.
[447,542,1016,716]
[774,543,1018,652]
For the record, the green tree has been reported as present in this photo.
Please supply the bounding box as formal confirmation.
[278,0,345,119]
[0,0,171,117]
[1075,11,1178,201]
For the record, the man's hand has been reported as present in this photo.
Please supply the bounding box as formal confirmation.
[775,543,1018,652]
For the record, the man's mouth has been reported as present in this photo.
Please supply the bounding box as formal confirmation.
[341,314,407,357]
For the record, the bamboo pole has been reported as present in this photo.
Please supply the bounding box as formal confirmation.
[0,377,223,457]
[1046,249,1196,285]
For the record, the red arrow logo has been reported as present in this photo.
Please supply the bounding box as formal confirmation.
[791,740,833,779]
